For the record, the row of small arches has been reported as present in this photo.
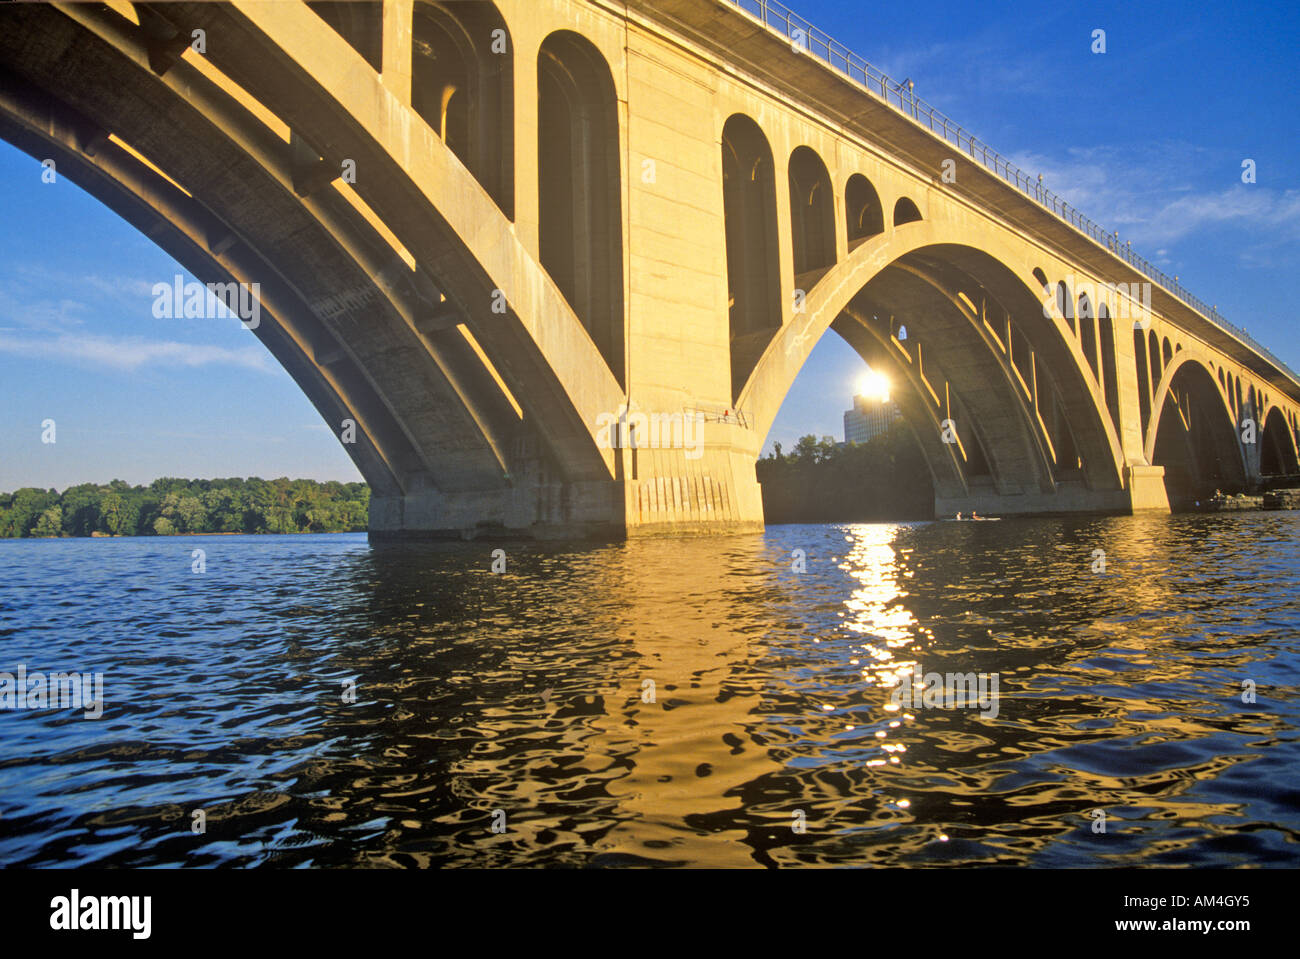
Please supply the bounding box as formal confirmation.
[1218,366,1257,423]
[723,114,922,397]
[311,2,628,382]
[1031,269,1123,438]
[1033,261,1298,458]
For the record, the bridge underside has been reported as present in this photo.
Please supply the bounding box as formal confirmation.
[2,0,1295,537]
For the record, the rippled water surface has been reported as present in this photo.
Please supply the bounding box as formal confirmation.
[1,514,1298,867]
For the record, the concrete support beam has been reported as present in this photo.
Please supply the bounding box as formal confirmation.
[415,300,460,335]
[380,0,412,106]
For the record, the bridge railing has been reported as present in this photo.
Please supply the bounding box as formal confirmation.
[690,406,751,428]
[723,0,1299,385]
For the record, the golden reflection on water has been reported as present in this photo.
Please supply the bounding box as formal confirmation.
[840,522,920,693]
[583,538,784,867]
[304,516,1300,867]
[1,513,1298,867]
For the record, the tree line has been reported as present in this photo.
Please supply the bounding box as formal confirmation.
[0,477,370,538]
[757,425,934,523]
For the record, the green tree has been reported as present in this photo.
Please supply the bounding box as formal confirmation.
[0,477,373,537]
[60,483,102,536]
[174,495,207,533]
[101,492,127,535]
[33,506,63,537]
[1,489,58,537]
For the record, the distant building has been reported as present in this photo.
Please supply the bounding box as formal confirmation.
[844,393,901,444]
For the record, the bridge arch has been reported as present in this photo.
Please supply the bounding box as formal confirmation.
[0,1,638,536]
[0,3,528,502]
[1147,355,1247,504]
[1261,406,1300,475]
[740,219,1127,505]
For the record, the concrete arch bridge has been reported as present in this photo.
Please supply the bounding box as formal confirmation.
[2,0,1296,536]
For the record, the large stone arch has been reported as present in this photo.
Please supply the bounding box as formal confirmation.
[0,83,415,497]
[1147,355,1247,504]
[1261,405,1300,475]
[740,218,1126,505]
[0,0,626,536]
[184,0,624,478]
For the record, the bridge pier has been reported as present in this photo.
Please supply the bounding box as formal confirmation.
[617,443,766,537]
[934,465,1170,518]
[368,479,626,541]
[368,421,766,539]
[370,449,1175,541]
[1126,465,1174,511]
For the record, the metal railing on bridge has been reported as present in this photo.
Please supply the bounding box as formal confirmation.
[690,406,751,428]
[722,0,1299,385]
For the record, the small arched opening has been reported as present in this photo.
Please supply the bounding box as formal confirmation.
[538,30,624,384]
[1057,281,1074,334]
[788,146,837,276]
[723,115,782,401]
[893,196,923,226]
[1078,293,1098,380]
[845,173,884,246]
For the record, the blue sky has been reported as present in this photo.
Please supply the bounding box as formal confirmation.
[1,0,1297,489]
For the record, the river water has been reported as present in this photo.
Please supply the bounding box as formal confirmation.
[0,514,1297,868]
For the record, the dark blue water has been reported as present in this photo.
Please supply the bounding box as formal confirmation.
[0,514,1297,867]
